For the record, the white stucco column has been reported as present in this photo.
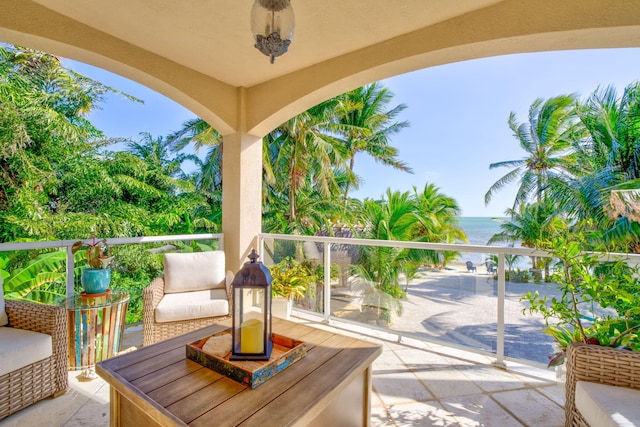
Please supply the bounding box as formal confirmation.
[222,132,263,273]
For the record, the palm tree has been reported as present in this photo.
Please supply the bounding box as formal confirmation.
[166,118,223,193]
[355,185,466,299]
[578,83,640,181]
[336,83,412,199]
[412,183,465,243]
[354,191,418,303]
[548,83,640,251]
[485,95,582,207]
[265,99,348,225]
[489,201,565,276]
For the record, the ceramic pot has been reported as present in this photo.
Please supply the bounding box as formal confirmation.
[81,268,111,294]
[271,297,292,319]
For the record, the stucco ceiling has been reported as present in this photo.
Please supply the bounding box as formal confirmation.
[1,0,639,135]
[28,0,501,88]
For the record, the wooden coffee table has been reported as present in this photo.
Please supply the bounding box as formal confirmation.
[96,318,382,426]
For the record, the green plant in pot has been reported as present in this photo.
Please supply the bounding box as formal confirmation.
[522,230,640,369]
[269,257,316,319]
[72,237,114,294]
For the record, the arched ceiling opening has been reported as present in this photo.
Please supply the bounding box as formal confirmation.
[1,0,639,136]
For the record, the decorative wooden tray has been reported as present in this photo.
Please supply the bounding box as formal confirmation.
[186,330,308,388]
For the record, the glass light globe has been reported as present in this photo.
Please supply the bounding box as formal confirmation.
[250,0,295,63]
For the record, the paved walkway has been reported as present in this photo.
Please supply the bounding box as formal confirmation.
[331,266,561,365]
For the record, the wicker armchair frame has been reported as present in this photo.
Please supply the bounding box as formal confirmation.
[0,299,68,419]
[565,342,640,427]
[142,273,233,346]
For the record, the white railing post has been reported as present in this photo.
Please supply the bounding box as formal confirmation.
[66,244,75,298]
[494,252,506,368]
[324,242,331,323]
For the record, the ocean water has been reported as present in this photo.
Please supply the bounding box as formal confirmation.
[458,217,505,246]
[455,217,523,267]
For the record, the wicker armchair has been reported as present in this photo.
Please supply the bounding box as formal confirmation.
[565,342,640,426]
[0,300,68,419]
[143,251,233,346]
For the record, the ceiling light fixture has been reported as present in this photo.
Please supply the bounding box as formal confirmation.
[250,0,294,64]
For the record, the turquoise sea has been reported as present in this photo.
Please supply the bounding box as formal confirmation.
[456,217,524,267]
[458,217,505,246]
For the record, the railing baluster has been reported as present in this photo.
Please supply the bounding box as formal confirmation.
[66,244,75,298]
[324,242,331,323]
[495,252,506,368]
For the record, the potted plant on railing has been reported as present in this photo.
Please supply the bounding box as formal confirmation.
[269,257,316,319]
[72,237,114,295]
[522,231,640,379]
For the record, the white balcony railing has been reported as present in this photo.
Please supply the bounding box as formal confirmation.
[0,234,223,297]
[259,232,640,368]
[2,232,639,368]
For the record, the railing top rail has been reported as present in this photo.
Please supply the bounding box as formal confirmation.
[0,233,223,252]
[259,232,640,262]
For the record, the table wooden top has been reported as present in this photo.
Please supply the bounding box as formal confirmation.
[96,318,382,427]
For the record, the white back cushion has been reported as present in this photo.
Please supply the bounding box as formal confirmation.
[164,251,226,293]
[0,274,7,327]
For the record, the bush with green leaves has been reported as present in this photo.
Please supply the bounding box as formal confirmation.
[269,257,317,301]
[108,244,164,323]
[522,232,640,366]
[0,250,68,302]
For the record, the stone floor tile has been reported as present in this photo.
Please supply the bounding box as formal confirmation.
[373,371,434,405]
[0,388,88,427]
[370,404,394,427]
[457,365,526,392]
[536,383,566,407]
[492,388,564,427]
[61,397,109,427]
[395,346,450,365]
[386,401,459,427]
[436,347,494,365]
[413,367,484,399]
[372,348,406,373]
[507,363,557,387]
[440,393,524,426]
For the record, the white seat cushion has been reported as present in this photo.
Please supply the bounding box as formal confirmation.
[155,289,229,323]
[0,327,52,377]
[164,251,226,293]
[576,381,640,427]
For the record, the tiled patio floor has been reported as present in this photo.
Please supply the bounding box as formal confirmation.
[0,319,565,427]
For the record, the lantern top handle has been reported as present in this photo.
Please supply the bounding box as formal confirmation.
[248,249,260,263]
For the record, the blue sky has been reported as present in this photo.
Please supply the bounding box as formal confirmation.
[65,48,640,217]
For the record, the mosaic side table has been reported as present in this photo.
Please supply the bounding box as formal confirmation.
[60,290,129,379]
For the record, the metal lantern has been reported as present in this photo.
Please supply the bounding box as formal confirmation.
[250,0,294,64]
[230,249,273,361]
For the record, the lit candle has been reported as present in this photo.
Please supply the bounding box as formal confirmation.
[240,318,264,353]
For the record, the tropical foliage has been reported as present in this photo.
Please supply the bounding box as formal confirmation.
[353,185,463,309]
[486,83,640,359]
[269,257,316,301]
[522,231,640,365]
[487,82,640,253]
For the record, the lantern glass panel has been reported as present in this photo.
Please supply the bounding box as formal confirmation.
[237,287,265,353]
[230,251,273,361]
